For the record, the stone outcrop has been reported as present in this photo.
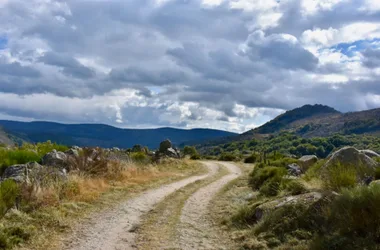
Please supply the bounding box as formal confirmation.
[158,139,181,159]
[287,163,302,176]
[360,149,380,158]
[42,150,68,168]
[298,155,318,170]
[254,192,324,221]
[324,147,378,170]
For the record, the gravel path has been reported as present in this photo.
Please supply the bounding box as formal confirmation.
[176,162,242,250]
[62,163,219,250]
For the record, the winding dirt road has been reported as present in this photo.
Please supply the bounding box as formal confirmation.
[62,161,241,250]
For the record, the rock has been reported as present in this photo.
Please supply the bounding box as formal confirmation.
[159,139,172,153]
[156,140,181,159]
[112,147,120,152]
[360,149,380,158]
[65,148,79,157]
[298,155,318,170]
[370,180,380,187]
[42,150,68,168]
[323,147,378,171]
[254,192,323,221]
[287,163,302,176]
[2,164,28,182]
[166,147,181,159]
[2,162,43,183]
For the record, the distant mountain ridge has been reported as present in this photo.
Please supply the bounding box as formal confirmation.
[0,121,237,148]
[240,104,380,140]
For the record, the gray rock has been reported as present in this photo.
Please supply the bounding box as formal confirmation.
[287,163,302,176]
[2,164,28,182]
[370,180,380,187]
[166,147,181,159]
[360,149,380,158]
[65,148,79,157]
[42,150,68,168]
[298,155,318,170]
[324,147,378,170]
[159,139,172,153]
[254,192,323,221]
[2,162,43,183]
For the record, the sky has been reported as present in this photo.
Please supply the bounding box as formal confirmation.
[0,0,380,133]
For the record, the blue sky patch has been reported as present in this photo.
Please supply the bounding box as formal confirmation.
[331,38,380,57]
[0,36,8,50]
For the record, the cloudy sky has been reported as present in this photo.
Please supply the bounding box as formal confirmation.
[0,0,379,133]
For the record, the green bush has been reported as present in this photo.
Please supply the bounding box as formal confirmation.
[0,180,20,218]
[283,180,308,195]
[218,152,238,161]
[0,149,40,172]
[0,225,34,249]
[190,154,201,160]
[244,154,257,163]
[249,166,287,191]
[183,146,198,156]
[311,184,380,249]
[130,152,150,164]
[323,163,363,191]
[259,180,281,196]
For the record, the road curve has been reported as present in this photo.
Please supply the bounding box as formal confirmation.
[62,163,220,250]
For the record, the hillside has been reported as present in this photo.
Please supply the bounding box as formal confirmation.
[0,120,236,149]
[241,104,380,139]
[0,127,15,146]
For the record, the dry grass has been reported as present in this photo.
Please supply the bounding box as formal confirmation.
[2,159,204,250]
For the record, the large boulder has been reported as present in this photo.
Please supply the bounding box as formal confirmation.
[2,162,43,183]
[324,147,378,171]
[360,149,380,158]
[254,192,324,221]
[159,139,172,153]
[158,140,181,159]
[42,150,68,168]
[65,148,79,157]
[298,155,318,170]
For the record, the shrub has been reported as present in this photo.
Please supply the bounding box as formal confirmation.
[218,152,238,161]
[190,154,201,160]
[0,180,20,218]
[183,146,198,156]
[0,149,40,173]
[283,180,308,195]
[244,154,257,163]
[68,148,109,176]
[323,163,361,191]
[131,152,150,164]
[249,166,287,191]
[259,180,281,196]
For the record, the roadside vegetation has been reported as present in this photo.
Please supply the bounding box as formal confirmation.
[0,141,202,249]
[211,142,380,249]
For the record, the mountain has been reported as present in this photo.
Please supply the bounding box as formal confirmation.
[0,127,15,146]
[0,120,237,149]
[241,104,380,140]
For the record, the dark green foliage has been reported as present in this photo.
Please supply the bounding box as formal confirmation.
[200,132,380,159]
[130,152,150,163]
[183,146,198,156]
[218,152,239,161]
[244,154,257,163]
[190,154,201,160]
[0,180,20,218]
[0,225,33,249]
[283,180,308,195]
[249,166,286,191]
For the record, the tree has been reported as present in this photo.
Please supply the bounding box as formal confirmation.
[183,146,198,156]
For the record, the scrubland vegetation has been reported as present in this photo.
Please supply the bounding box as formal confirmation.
[0,142,201,249]
[214,144,380,249]
[200,132,380,161]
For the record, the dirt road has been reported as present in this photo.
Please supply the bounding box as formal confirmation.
[62,161,241,250]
